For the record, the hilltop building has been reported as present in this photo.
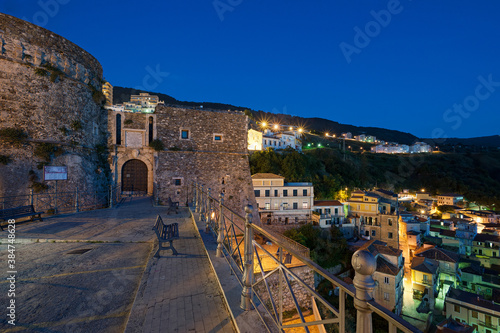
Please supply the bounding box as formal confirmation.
[105,92,164,113]
[248,126,302,151]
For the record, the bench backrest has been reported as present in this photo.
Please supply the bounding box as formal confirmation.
[152,215,179,240]
[0,205,35,218]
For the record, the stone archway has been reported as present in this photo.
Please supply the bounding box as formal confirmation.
[122,159,148,193]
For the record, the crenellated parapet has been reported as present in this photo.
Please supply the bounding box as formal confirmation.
[0,12,102,87]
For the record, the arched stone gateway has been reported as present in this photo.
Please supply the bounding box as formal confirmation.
[122,159,148,193]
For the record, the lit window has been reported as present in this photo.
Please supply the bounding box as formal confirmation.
[180,129,190,139]
[303,202,308,209]
[265,203,270,210]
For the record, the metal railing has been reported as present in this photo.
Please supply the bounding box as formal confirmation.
[191,182,421,333]
[0,184,122,216]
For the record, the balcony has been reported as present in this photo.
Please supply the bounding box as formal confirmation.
[478,321,497,330]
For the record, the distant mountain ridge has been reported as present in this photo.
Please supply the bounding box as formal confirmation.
[113,86,499,147]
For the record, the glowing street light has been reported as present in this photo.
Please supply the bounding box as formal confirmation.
[298,128,303,133]
[289,126,293,131]
[325,132,329,137]
[261,121,267,128]
[274,124,279,130]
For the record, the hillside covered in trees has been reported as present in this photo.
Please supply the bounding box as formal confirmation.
[249,147,500,208]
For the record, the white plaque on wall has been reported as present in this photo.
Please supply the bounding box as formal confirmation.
[125,131,143,148]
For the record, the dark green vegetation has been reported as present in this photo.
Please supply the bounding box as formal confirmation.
[0,154,11,165]
[283,224,351,269]
[0,127,28,144]
[250,147,500,207]
[149,139,165,151]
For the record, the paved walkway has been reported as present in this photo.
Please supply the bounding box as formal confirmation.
[0,197,235,333]
[126,209,235,333]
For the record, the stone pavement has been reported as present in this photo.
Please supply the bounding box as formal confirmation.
[125,209,235,333]
[0,197,235,333]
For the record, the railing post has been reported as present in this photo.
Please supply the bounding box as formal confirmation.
[109,184,113,208]
[75,187,79,213]
[216,192,225,257]
[352,249,377,333]
[196,184,202,213]
[192,182,197,207]
[205,188,211,233]
[240,204,254,311]
[30,189,34,207]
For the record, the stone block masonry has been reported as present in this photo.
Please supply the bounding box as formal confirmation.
[155,105,257,220]
[0,14,109,197]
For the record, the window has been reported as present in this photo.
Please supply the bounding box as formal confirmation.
[303,189,307,196]
[293,189,298,196]
[371,230,376,237]
[293,202,298,209]
[254,190,260,197]
[388,219,392,226]
[454,304,460,313]
[423,275,428,284]
[472,325,478,332]
[265,190,270,197]
[303,202,308,209]
[472,311,478,319]
[494,252,497,257]
[173,178,182,186]
[274,190,278,197]
[334,208,338,215]
[384,277,390,284]
[265,203,270,210]
[283,203,288,209]
[116,114,122,145]
[384,292,389,301]
[213,133,223,142]
[461,281,467,287]
[388,232,393,239]
[479,249,483,255]
[148,117,154,144]
[283,190,288,197]
[180,129,190,139]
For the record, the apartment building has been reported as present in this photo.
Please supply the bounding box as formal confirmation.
[446,287,500,333]
[252,173,314,224]
[411,256,440,310]
[346,190,399,248]
[437,194,464,206]
[415,247,461,291]
[359,240,404,315]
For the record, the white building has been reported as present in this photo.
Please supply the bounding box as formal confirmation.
[410,142,432,153]
[248,129,263,151]
[105,92,164,114]
[313,200,345,228]
[249,127,302,151]
[252,173,314,225]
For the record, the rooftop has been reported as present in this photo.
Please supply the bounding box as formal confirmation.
[447,287,500,313]
[473,233,500,243]
[415,247,460,263]
[251,173,285,180]
[359,239,402,257]
[314,200,343,207]
[411,256,439,274]
[376,256,400,276]
[436,316,474,333]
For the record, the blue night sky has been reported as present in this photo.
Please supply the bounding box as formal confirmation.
[2,0,500,139]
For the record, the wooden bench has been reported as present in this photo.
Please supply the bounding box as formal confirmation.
[0,205,44,231]
[166,197,179,215]
[152,215,179,257]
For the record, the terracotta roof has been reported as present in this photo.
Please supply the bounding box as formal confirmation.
[314,200,343,207]
[415,247,460,263]
[447,287,500,313]
[440,229,456,238]
[436,317,474,333]
[251,173,284,179]
[411,257,439,274]
[376,256,400,275]
[474,234,500,242]
[359,240,402,257]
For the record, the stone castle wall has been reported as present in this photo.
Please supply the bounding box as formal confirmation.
[0,14,109,198]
